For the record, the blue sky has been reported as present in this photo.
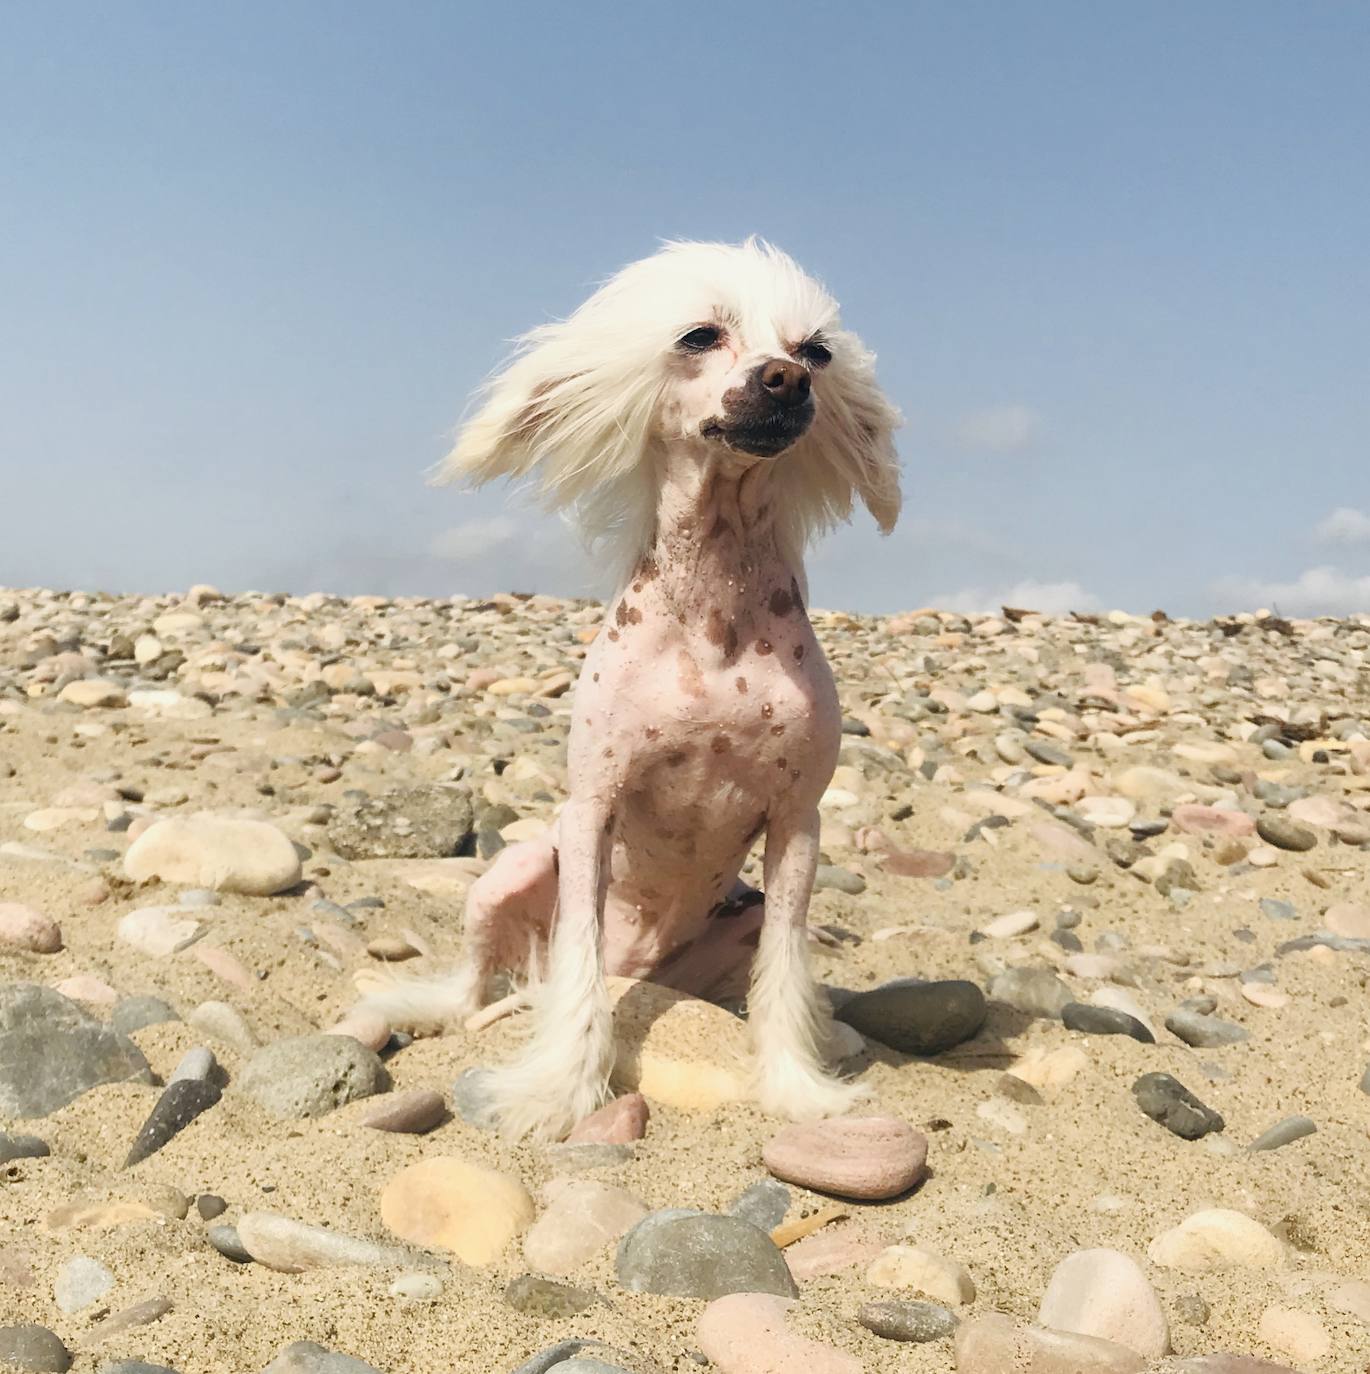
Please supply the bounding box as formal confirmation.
[2,2,1367,615]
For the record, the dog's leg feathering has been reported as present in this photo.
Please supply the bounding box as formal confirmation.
[477,797,615,1141]
[749,807,867,1119]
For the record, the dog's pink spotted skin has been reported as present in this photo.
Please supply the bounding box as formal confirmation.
[357,241,901,1139]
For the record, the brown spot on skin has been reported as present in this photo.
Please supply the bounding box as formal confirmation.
[632,583,642,594]
[735,676,749,694]
[791,769,802,781]
[614,600,643,627]
[771,723,786,735]
[603,747,614,758]
[756,639,773,656]
[769,587,794,617]
[776,756,788,770]
[644,726,660,739]
[793,642,805,663]
[711,734,731,754]
[636,552,659,583]
[666,750,689,767]
[607,628,620,642]
[725,623,739,659]
[592,672,599,682]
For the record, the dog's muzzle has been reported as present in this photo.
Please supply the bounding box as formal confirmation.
[702,359,815,457]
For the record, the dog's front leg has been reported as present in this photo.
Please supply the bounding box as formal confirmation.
[478,796,615,1141]
[748,806,865,1120]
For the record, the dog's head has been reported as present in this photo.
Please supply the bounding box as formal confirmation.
[440,239,902,552]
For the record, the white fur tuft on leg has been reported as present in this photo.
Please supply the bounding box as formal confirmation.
[352,960,485,1036]
[748,919,867,1119]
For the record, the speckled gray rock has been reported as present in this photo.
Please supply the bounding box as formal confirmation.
[0,1324,72,1372]
[126,1078,222,1166]
[836,978,987,1054]
[1133,1073,1225,1139]
[238,1035,387,1118]
[327,785,473,860]
[259,1342,384,1374]
[0,984,151,1117]
[989,967,1073,1020]
[1165,1009,1249,1048]
[616,1209,796,1299]
[858,1299,959,1342]
[503,1275,599,1318]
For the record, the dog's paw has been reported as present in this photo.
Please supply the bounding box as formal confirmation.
[754,1055,870,1121]
[475,1058,611,1143]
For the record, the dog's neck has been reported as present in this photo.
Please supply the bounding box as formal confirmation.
[625,445,799,644]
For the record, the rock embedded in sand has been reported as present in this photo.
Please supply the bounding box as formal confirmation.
[990,966,1073,1019]
[125,1076,222,1166]
[1133,1073,1224,1139]
[124,814,302,895]
[0,1323,72,1372]
[698,1293,862,1374]
[187,999,258,1054]
[523,1178,647,1275]
[835,978,987,1055]
[503,1274,599,1318]
[727,1179,791,1230]
[953,1313,1145,1374]
[1164,1009,1248,1048]
[116,906,203,958]
[1061,1003,1154,1043]
[58,679,125,708]
[858,1299,959,1343]
[1257,1306,1331,1362]
[763,1116,928,1200]
[1171,805,1254,837]
[607,978,748,1111]
[866,1245,976,1305]
[0,904,62,954]
[1037,1247,1170,1357]
[1147,1208,1286,1270]
[0,1131,49,1163]
[616,1210,797,1299]
[1247,1115,1316,1152]
[238,1034,386,1118]
[0,984,151,1117]
[237,1212,416,1272]
[327,784,474,860]
[566,1091,649,1144]
[53,1256,114,1314]
[259,1341,384,1373]
[380,1156,534,1265]
[355,1088,445,1134]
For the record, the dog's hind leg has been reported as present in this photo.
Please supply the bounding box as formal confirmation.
[353,835,557,1033]
[747,807,866,1120]
[477,797,615,1141]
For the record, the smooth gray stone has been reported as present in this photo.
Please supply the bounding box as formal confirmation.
[836,978,987,1053]
[0,1131,49,1163]
[110,996,180,1036]
[102,1363,181,1374]
[452,1067,494,1128]
[259,1342,384,1374]
[1248,1115,1317,1152]
[1165,1009,1249,1048]
[168,1047,216,1083]
[207,1225,252,1264]
[1258,898,1296,922]
[989,967,1072,1020]
[616,1209,796,1299]
[238,1035,387,1118]
[727,1179,790,1231]
[1133,1072,1224,1139]
[858,1299,959,1342]
[0,984,151,1117]
[1256,815,1316,851]
[509,1344,624,1374]
[126,1077,222,1166]
[1062,1002,1155,1043]
[0,1324,72,1372]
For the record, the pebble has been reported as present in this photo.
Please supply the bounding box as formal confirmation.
[990,966,1073,1019]
[124,813,303,894]
[324,1009,391,1053]
[565,1092,649,1144]
[504,1274,599,1318]
[1254,815,1316,852]
[259,1342,383,1374]
[169,1046,216,1083]
[0,1324,72,1372]
[1327,1279,1370,1323]
[508,1344,630,1374]
[75,1296,172,1350]
[698,1293,861,1374]
[784,1226,884,1280]
[389,1271,443,1302]
[615,1210,797,1299]
[0,904,62,954]
[110,996,180,1035]
[1325,901,1370,939]
[103,1363,180,1374]
[1061,1002,1154,1043]
[380,1156,534,1264]
[0,984,151,1117]
[763,1116,927,1199]
[0,1131,49,1163]
[727,1179,791,1230]
[196,1193,228,1219]
[1247,1115,1317,1152]
[1164,1009,1249,1048]
[187,1000,258,1054]
[1133,1073,1225,1139]
[53,1256,114,1313]
[979,908,1039,938]
[125,1076,222,1165]
[116,906,203,958]
[1171,804,1255,837]
[523,1178,647,1275]
[236,1211,416,1272]
[1147,1208,1286,1270]
[355,1088,445,1134]
[834,978,986,1054]
[207,1225,253,1264]
[866,1245,975,1304]
[238,1035,387,1118]
[858,1299,959,1342]
[953,1313,1145,1374]
[1257,1306,1330,1362]
[1037,1247,1170,1357]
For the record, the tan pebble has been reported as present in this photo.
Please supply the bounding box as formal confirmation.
[58,680,127,708]
[1326,1278,1370,1323]
[366,935,420,961]
[52,974,118,1006]
[698,1293,862,1374]
[1247,846,1279,867]
[1325,902,1370,939]
[356,1089,445,1135]
[192,943,256,991]
[1147,1209,1286,1271]
[1257,1306,1330,1362]
[979,909,1039,939]
[0,902,62,953]
[954,1312,1145,1374]
[866,1244,976,1304]
[783,1225,884,1281]
[380,1156,533,1265]
[326,1010,391,1053]
[763,1116,927,1200]
[1011,1045,1089,1092]
[124,813,302,895]
[1239,983,1289,1009]
[1038,1247,1170,1358]
[522,1177,647,1275]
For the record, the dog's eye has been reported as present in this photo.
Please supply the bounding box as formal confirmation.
[796,338,832,368]
[677,325,723,352]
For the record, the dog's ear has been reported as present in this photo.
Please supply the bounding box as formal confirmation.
[836,359,902,535]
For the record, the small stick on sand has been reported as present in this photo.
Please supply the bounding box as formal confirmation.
[463,990,529,1032]
[770,1203,847,1248]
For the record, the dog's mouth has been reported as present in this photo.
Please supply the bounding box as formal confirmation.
[700,403,814,458]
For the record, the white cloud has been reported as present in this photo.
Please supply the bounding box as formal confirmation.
[1314,506,1370,545]
[925,578,1102,616]
[952,405,1041,454]
[1211,565,1370,617]
[429,515,523,562]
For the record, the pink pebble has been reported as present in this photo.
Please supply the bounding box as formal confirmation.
[326,1010,391,1052]
[53,974,118,1005]
[1171,804,1255,837]
[0,902,62,954]
[784,1225,885,1281]
[566,1092,649,1144]
[192,943,256,991]
[763,1116,927,1200]
[358,1089,445,1134]
[698,1293,862,1374]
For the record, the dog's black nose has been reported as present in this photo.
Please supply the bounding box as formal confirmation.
[757,358,811,408]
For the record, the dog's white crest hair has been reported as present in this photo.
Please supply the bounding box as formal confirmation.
[437,238,901,583]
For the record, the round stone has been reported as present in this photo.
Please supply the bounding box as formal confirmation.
[0,904,62,954]
[615,1210,797,1299]
[238,1035,386,1119]
[1037,1247,1170,1358]
[0,1324,72,1372]
[858,1299,959,1342]
[1255,816,1317,852]
[1147,1209,1286,1270]
[124,814,302,894]
[762,1116,927,1200]
[380,1156,533,1265]
[835,978,987,1054]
